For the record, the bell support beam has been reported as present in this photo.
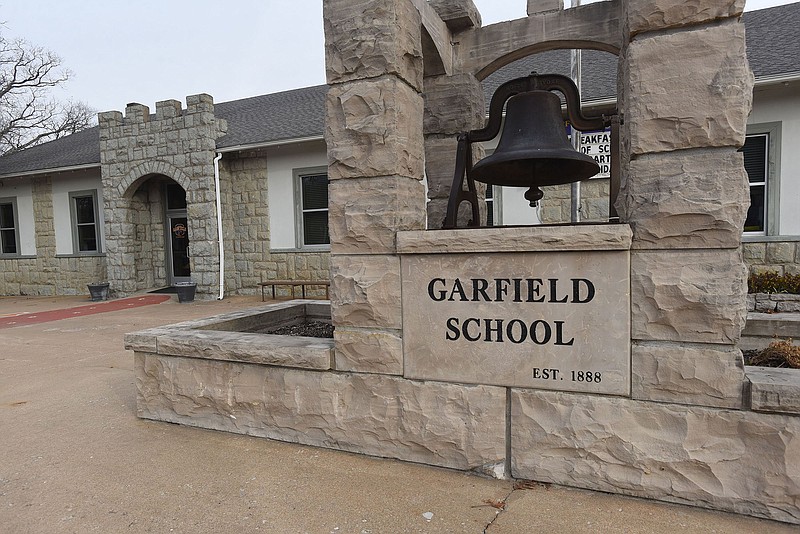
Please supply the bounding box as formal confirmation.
[454,1,621,80]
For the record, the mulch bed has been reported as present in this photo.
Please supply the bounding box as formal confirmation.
[267,321,334,338]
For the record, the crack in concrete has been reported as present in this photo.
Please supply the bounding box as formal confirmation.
[482,487,516,534]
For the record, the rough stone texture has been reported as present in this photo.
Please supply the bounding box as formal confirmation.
[625,0,745,36]
[625,21,753,156]
[99,95,228,297]
[428,0,481,32]
[136,352,507,472]
[511,389,800,524]
[423,136,487,228]
[619,149,749,249]
[330,254,402,329]
[527,0,563,15]
[154,330,333,370]
[422,137,460,201]
[398,223,632,254]
[423,74,485,135]
[748,367,800,415]
[422,72,487,228]
[742,312,800,341]
[0,175,106,296]
[767,242,796,264]
[326,78,424,181]
[748,293,800,313]
[743,241,767,263]
[333,326,403,375]
[631,341,746,408]
[328,176,426,255]
[323,0,423,90]
[630,249,747,344]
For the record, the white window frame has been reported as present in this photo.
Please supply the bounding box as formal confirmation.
[0,197,20,256]
[486,184,503,226]
[743,122,781,236]
[69,189,102,254]
[293,167,330,250]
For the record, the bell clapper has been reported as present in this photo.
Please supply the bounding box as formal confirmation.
[525,186,544,207]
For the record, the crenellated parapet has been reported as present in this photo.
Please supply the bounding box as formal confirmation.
[98,93,228,298]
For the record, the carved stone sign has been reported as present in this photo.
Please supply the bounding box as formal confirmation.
[399,227,631,396]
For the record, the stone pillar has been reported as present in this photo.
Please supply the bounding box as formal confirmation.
[323,0,427,374]
[423,73,486,228]
[423,1,485,228]
[617,0,753,408]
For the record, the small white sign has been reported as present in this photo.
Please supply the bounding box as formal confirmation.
[580,129,612,179]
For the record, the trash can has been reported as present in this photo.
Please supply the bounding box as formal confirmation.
[174,281,197,303]
[87,282,110,301]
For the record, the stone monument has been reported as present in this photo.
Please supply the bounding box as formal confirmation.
[127,0,800,524]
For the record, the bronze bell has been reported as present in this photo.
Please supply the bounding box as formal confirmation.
[471,90,600,206]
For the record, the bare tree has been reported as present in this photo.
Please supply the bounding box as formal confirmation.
[0,34,95,155]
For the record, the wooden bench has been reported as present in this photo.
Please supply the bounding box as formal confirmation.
[259,279,330,301]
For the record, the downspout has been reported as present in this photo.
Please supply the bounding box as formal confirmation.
[214,152,224,300]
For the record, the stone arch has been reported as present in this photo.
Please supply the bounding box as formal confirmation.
[118,160,192,199]
[473,40,620,82]
[455,2,622,80]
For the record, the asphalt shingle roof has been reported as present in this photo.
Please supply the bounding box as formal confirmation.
[0,3,796,179]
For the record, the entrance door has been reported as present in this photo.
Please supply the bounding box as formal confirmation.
[168,214,191,284]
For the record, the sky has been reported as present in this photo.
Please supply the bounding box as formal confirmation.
[0,0,794,115]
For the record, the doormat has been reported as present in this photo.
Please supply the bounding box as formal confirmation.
[0,295,171,329]
[149,286,178,294]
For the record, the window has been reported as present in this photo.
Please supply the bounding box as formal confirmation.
[741,123,780,235]
[295,170,329,248]
[70,190,101,253]
[486,185,495,227]
[0,198,19,255]
[742,133,768,233]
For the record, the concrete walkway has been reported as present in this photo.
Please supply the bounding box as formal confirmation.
[0,295,795,533]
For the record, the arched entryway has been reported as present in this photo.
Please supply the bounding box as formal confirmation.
[107,173,194,293]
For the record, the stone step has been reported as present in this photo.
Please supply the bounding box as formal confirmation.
[741,312,800,350]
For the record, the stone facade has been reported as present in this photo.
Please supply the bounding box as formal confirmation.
[0,175,105,296]
[743,239,800,276]
[98,95,227,297]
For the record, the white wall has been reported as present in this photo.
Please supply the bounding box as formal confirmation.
[0,179,36,255]
[749,81,800,236]
[265,140,328,249]
[51,170,105,255]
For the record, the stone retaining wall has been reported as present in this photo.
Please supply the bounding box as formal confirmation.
[748,292,800,313]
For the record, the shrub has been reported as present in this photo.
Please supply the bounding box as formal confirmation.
[745,339,800,369]
[748,271,800,294]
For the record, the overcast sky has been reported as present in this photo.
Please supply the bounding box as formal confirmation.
[0,0,792,115]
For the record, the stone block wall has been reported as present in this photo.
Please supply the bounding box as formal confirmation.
[98,95,227,298]
[744,239,800,276]
[538,179,610,223]
[0,175,106,296]
[219,152,330,298]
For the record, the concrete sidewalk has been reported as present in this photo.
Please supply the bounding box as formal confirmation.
[0,295,795,533]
